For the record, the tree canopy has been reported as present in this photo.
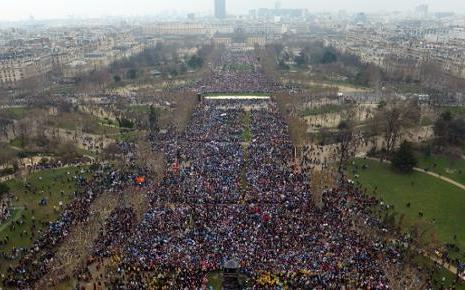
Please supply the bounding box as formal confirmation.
[187,55,204,70]
[0,182,11,198]
[391,141,418,173]
[434,111,465,148]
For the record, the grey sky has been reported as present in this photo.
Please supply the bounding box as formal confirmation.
[1,0,463,21]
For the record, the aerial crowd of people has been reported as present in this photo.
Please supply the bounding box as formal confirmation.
[99,96,401,289]
[194,51,281,94]
[0,48,449,289]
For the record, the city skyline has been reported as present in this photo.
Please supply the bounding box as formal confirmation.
[1,0,464,21]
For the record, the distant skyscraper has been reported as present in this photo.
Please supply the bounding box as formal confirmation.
[215,0,226,19]
[415,4,429,18]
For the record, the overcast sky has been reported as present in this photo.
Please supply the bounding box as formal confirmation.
[1,0,463,21]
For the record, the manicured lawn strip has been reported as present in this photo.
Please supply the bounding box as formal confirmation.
[350,158,465,251]
[1,107,28,120]
[442,106,465,117]
[241,111,252,142]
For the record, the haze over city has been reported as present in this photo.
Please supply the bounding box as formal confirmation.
[0,0,464,20]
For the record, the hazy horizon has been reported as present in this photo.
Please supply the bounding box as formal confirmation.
[0,0,463,21]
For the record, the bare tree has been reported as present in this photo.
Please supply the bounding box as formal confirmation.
[371,99,421,160]
[310,169,336,209]
[334,118,359,174]
[135,139,166,178]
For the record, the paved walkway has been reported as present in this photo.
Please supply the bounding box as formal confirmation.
[424,251,465,281]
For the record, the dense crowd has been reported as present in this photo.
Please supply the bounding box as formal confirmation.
[194,51,281,94]
[1,49,417,289]
[92,92,402,289]
[2,165,135,288]
[79,49,406,289]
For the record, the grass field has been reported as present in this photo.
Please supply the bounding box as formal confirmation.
[241,111,252,142]
[414,255,465,290]
[349,158,465,252]
[115,130,141,142]
[223,63,254,71]
[416,153,465,185]
[0,107,28,120]
[207,272,223,290]
[0,166,90,274]
[441,106,465,117]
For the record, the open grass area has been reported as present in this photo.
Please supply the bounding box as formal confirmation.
[128,105,151,114]
[441,106,465,117]
[9,137,24,148]
[114,130,141,142]
[207,272,223,290]
[414,255,465,290]
[349,158,465,252]
[0,107,28,120]
[416,153,465,185]
[241,111,252,142]
[0,166,90,274]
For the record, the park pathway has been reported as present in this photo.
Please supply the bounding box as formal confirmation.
[357,156,465,282]
[423,250,465,282]
[360,156,465,191]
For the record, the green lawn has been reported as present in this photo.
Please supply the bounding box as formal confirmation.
[241,111,252,142]
[1,107,28,120]
[207,272,223,290]
[414,255,465,290]
[115,130,141,142]
[350,158,465,252]
[0,166,90,274]
[416,153,465,185]
[223,63,254,71]
[441,106,465,117]
[128,105,151,114]
[0,208,24,233]
[9,137,24,148]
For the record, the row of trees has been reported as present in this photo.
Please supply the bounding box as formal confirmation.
[270,38,465,99]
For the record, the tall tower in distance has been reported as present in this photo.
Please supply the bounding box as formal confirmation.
[215,0,226,19]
